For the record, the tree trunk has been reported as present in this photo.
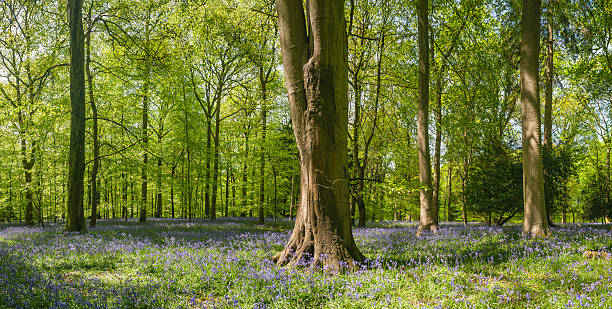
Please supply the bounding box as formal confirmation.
[289,174,294,220]
[231,175,236,217]
[258,67,267,225]
[203,117,211,218]
[272,164,277,227]
[86,6,99,228]
[273,0,363,270]
[543,0,554,227]
[171,165,176,218]
[242,132,249,216]
[225,163,230,217]
[446,164,453,221]
[432,41,442,226]
[122,173,128,221]
[461,155,469,225]
[155,147,162,218]
[140,68,149,223]
[130,181,134,218]
[561,209,566,224]
[211,107,220,220]
[66,0,87,232]
[521,0,548,237]
[21,136,35,226]
[183,81,192,221]
[416,0,437,236]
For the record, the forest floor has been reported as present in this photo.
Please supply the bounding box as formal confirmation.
[0,218,611,308]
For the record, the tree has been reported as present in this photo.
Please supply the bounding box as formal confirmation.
[272,0,364,269]
[520,0,548,236]
[542,0,555,226]
[0,0,64,225]
[415,0,437,236]
[466,142,522,226]
[66,0,87,232]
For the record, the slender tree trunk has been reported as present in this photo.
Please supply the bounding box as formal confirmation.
[561,209,566,223]
[543,0,555,227]
[432,41,442,225]
[446,164,453,221]
[289,174,294,220]
[225,162,230,217]
[273,166,277,226]
[258,67,267,225]
[183,81,192,221]
[521,0,548,237]
[462,155,469,225]
[231,175,236,217]
[416,0,437,236]
[86,6,99,228]
[211,112,220,220]
[122,173,127,221]
[66,0,86,232]
[205,118,211,218]
[156,145,162,218]
[242,132,249,216]
[273,0,364,269]
[140,68,149,223]
[130,181,134,218]
[171,165,176,218]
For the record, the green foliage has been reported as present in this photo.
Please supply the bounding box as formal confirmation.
[466,141,522,226]
[580,167,612,221]
[544,142,580,218]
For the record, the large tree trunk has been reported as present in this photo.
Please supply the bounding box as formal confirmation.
[66,0,87,232]
[416,0,438,236]
[273,0,363,270]
[521,0,548,237]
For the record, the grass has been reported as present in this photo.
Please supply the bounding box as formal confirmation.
[0,218,611,308]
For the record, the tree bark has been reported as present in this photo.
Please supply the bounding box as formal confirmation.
[225,162,230,217]
[521,0,548,237]
[432,51,442,226]
[85,5,99,228]
[171,165,176,218]
[446,164,453,221]
[258,67,267,225]
[205,118,211,218]
[273,0,364,270]
[416,0,438,236]
[140,67,149,223]
[21,134,35,225]
[66,0,87,232]
[122,173,127,221]
[543,0,555,227]
[242,132,249,216]
[211,98,220,220]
